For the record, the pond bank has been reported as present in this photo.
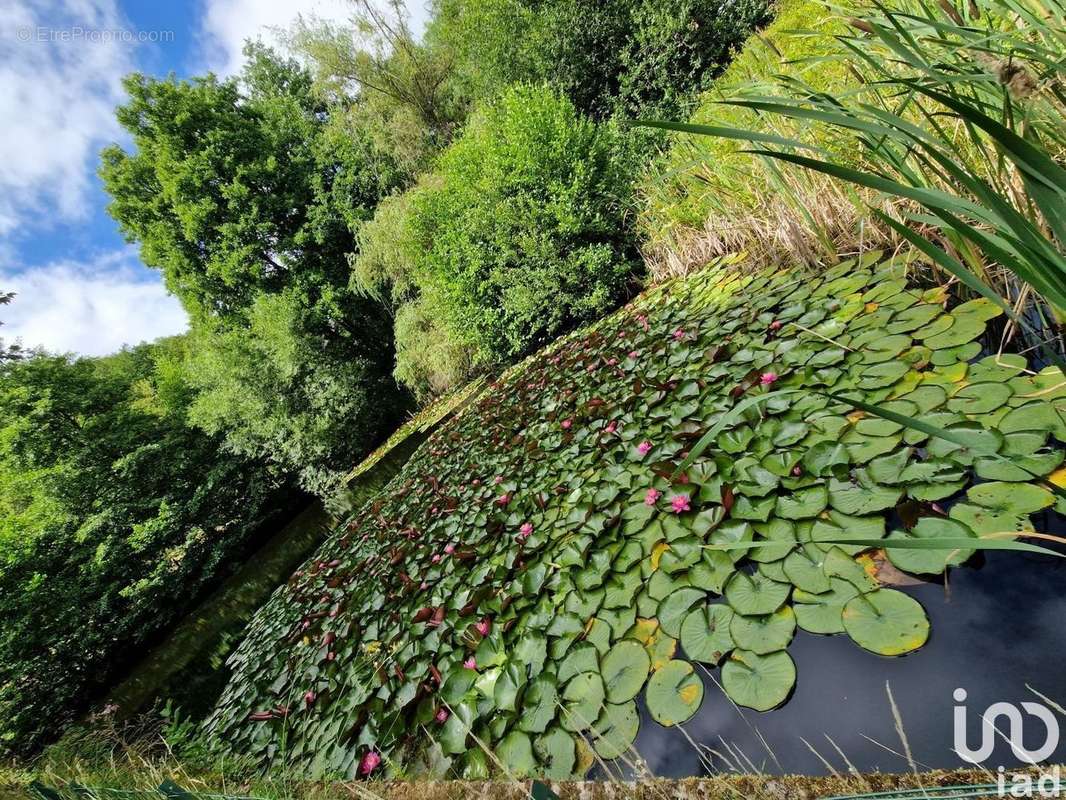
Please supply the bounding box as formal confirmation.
[347,767,1053,799]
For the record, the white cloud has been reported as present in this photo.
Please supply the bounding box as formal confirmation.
[0,0,133,237]
[0,251,188,357]
[196,0,431,77]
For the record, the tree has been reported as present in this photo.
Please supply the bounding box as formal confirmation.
[100,45,410,495]
[427,0,773,119]
[0,340,294,753]
[289,0,466,174]
[0,291,24,363]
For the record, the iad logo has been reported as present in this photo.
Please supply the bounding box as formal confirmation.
[953,687,1060,764]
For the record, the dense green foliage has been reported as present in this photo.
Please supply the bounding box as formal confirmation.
[356,86,642,398]
[208,251,1066,779]
[430,0,772,119]
[640,0,852,258]
[100,46,410,495]
[0,339,295,753]
[293,0,772,399]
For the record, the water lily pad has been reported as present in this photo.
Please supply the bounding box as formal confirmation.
[590,701,639,759]
[646,660,704,726]
[751,519,798,561]
[885,517,976,575]
[518,675,558,733]
[828,478,903,515]
[534,727,575,780]
[679,604,735,665]
[600,640,651,703]
[967,481,1054,514]
[558,642,599,683]
[496,730,536,776]
[842,589,929,655]
[560,672,605,732]
[783,546,831,593]
[724,571,791,615]
[948,383,1012,415]
[657,587,706,637]
[729,606,796,654]
[775,486,829,520]
[721,649,796,711]
[793,577,859,634]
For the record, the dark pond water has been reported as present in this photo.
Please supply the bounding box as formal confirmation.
[627,543,1066,778]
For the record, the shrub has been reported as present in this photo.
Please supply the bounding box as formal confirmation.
[356,85,643,397]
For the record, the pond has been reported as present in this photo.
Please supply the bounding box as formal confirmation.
[633,544,1066,777]
[203,256,1066,782]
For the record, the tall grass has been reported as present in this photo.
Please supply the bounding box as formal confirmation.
[641,0,1066,355]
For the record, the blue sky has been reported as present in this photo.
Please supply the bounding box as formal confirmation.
[0,0,428,356]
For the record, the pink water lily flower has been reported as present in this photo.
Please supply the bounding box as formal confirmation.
[419,581,429,590]
[519,522,533,538]
[475,618,492,636]
[670,494,691,514]
[493,475,503,485]
[360,751,382,776]
[644,488,661,506]
[496,493,511,507]
[561,418,572,430]
[431,554,441,564]
[435,708,449,723]
[673,328,686,341]
[769,320,783,331]
[636,440,652,456]
[605,420,618,434]
[463,656,478,670]
[760,372,778,386]
[443,543,456,555]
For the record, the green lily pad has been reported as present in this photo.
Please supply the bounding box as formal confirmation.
[842,589,930,656]
[967,481,1054,514]
[558,642,600,683]
[590,701,640,760]
[679,604,735,665]
[729,606,796,654]
[751,519,799,561]
[783,546,831,593]
[721,649,796,711]
[724,571,791,615]
[657,587,707,637]
[775,486,829,520]
[496,730,536,777]
[534,727,575,780]
[518,675,558,733]
[885,517,977,575]
[560,672,605,732]
[793,577,860,634]
[646,660,704,726]
[600,640,651,703]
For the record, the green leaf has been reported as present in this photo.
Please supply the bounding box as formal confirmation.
[590,702,640,760]
[842,589,930,656]
[721,649,796,711]
[729,607,796,655]
[724,571,791,615]
[679,604,735,665]
[600,640,651,704]
[645,660,704,726]
[560,672,605,732]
